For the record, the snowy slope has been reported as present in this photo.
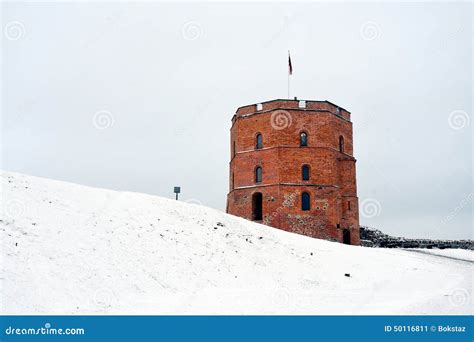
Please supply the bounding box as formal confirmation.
[0,171,472,315]
[403,248,474,262]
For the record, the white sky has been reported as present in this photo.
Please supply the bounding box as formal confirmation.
[2,1,472,239]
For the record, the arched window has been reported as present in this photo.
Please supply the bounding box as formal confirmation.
[256,133,263,149]
[302,165,310,181]
[255,166,262,183]
[339,135,344,153]
[301,192,310,211]
[233,141,236,157]
[300,132,308,147]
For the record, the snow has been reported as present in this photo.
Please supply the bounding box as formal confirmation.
[1,171,472,315]
[403,248,474,262]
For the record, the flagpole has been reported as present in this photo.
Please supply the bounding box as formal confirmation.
[287,50,290,99]
[288,71,290,99]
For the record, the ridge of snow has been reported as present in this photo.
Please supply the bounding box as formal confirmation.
[1,171,472,315]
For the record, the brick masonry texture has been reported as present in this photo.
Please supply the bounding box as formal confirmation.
[226,99,360,245]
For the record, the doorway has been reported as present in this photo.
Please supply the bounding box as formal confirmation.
[343,229,351,245]
[252,192,263,221]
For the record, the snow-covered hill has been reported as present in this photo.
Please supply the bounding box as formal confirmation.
[1,172,472,315]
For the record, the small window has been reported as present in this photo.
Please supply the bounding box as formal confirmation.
[256,133,263,149]
[302,165,310,181]
[233,141,236,157]
[348,201,351,211]
[339,135,344,153]
[232,173,234,189]
[301,192,310,211]
[255,166,262,183]
[300,132,308,147]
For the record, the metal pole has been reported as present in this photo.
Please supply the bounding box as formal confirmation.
[175,193,178,200]
[287,50,290,99]
[288,71,290,99]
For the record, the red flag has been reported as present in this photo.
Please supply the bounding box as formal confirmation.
[288,52,293,75]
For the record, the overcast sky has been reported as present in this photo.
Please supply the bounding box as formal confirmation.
[2,2,472,239]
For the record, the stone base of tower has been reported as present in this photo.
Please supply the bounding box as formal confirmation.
[227,185,360,246]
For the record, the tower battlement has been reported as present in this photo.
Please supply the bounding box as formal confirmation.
[234,99,351,121]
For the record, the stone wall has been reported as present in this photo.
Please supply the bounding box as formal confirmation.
[360,226,473,249]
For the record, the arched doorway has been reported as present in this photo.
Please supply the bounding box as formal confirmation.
[343,229,351,245]
[252,192,263,221]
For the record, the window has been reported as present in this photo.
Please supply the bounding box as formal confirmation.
[347,201,351,211]
[300,132,308,147]
[301,192,310,211]
[302,165,310,181]
[233,141,236,157]
[231,173,234,189]
[255,166,262,183]
[256,133,263,149]
[339,135,344,153]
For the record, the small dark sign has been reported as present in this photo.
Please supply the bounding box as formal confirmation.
[174,187,181,194]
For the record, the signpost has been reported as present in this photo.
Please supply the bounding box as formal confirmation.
[174,186,181,200]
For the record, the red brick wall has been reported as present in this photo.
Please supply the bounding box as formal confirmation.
[227,99,360,245]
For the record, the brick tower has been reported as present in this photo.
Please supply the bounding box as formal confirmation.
[226,99,360,245]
